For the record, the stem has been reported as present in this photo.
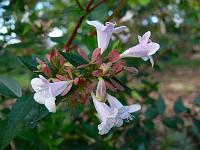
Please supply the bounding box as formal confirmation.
[64,0,107,51]
[86,0,94,11]
[75,0,84,11]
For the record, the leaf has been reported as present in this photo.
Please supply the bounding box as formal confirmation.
[0,76,22,98]
[18,56,38,71]
[138,0,150,6]
[173,98,190,114]
[59,51,87,67]
[194,96,200,107]
[0,95,49,149]
[156,95,166,114]
[162,117,178,129]
[145,106,158,119]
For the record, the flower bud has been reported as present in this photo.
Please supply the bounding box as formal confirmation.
[96,77,107,102]
[100,62,112,75]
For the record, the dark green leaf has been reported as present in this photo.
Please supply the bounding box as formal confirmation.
[173,98,190,114]
[145,106,158,119]
[0,95,49,150]
[59,51,87,67]
[156,95,166,114]
[18,56,38,71]
[0,76,22,98]
[162,117,178,129]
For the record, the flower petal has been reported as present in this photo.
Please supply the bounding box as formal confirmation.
[113,26,127,33]
[141,56,149,61]
[91,93,112,122]
[31,77,48,92]
[33,89,49,104]
[149,55,154,67]
[44,96,56,112]
[147,42,160,55]
[49,81,69,97]
[128,104,141,113]
[140,31,151,44]
[87,20,105,31]
[107,94,123,109]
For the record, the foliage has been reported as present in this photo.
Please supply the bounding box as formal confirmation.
[0,0,200,149]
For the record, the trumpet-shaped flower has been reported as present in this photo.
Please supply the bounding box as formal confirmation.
[120,31,160,67]
[31,75,71,112]
[87,20,126,54]
[107,94,141,121]
[91,93,123,135]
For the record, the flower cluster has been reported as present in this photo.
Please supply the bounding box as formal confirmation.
[31,20,160,135]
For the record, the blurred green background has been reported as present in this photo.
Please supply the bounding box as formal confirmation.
[0,0,200,150]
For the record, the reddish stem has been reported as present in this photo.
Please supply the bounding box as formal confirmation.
[64,0,107,51]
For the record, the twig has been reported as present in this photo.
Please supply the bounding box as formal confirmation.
[86,0,94,11]
[64,0,107,51]
[75,0,84,11]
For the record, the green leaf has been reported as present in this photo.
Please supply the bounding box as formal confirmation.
[162,117,178,129]
[138,0,150,6]
[0,95,49,150]
[59,51,87,67]
[145,106,158,119]
[173,98,190,114]
[156,95,166,114]
[18,56,38,71]
[194,96,200,107]
[0,76,22,98]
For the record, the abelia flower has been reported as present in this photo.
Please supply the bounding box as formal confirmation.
[96,78,107,102]
[107,94,141,121]
[91,93,123,135]
[31,75,72,112]
[120,31,160,67]
[87,20,126,54]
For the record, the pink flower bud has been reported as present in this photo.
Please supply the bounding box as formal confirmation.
[96,78,107,102]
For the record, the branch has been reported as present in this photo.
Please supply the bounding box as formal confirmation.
[75,0,84,11]
[64,0,107,51]
[86,0,94,11]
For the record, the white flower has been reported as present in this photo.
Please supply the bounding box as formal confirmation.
[120,31,160,67]
[107,94,141,121]
[87,20,126,54]
[91,93,123,135]
[31,75,71,112]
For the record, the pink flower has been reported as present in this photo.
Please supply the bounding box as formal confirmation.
[87,20,126,54]
[107,94,141,121]
[120,31,160,67]
[91,93,123,135]
[31,75,72,112]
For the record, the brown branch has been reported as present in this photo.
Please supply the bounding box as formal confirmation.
[86,0,94,11]
[75,0,84,11]
[64,0,107,51]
